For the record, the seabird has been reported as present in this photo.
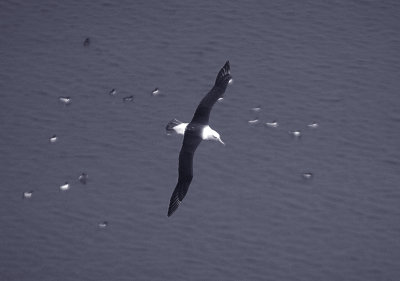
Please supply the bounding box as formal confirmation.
[49,135,58,143]
[302,172,313,179]
[98,221,108,228]
[59,96,71,105]
[250,106,262,112]
[59,182,70,191]
[83,37,90,47]
[151,88,160,96]
[166,61,232,217]
[308,122,319,128]
[265,121,279,128]
[248,118,259,125]
[78,173,88,184]
[289,130,302,137]
[23,190,33,199]
[122,95,134,102]
[109,89,117,96]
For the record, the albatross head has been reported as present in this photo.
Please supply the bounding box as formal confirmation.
[202,126,225,145]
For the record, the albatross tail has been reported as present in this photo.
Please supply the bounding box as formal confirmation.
[166,118,188,135]
[166,118,182,131]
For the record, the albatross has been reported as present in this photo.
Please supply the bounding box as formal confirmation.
[166,61,232,217]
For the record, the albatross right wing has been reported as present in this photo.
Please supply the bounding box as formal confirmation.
[167,131,202,217]
[190,61,232,125]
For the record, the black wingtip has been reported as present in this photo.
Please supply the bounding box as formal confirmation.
[215,61,232,87]
[167,189,181,217]
[167,198,181,217]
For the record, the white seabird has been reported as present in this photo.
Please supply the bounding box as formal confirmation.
[59,96,71,105]
[265,121,279,128]
[289,130,302,137]
[49,135,58,143]
[23,191,33,199]
[59,182,70,191]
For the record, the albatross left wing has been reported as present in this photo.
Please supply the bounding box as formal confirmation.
[190,61,232,125]
[167,131,202,217]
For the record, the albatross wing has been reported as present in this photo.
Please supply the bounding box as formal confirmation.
[190,61,232,125]
[168,131,202,217]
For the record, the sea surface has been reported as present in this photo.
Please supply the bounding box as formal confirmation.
[1,0,400,280]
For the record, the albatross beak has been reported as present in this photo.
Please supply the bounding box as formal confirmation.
[218,137,225,145]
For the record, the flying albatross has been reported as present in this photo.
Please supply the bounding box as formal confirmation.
[166,61,232,216]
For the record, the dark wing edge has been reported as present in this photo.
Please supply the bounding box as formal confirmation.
[167,135,202,217]
[214,61,231,88]
[190,61,232,124]
[167,186,181,217]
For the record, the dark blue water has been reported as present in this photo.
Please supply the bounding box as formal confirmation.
[1,0,400,280]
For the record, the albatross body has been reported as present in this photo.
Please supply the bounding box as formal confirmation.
[166,61,232,217]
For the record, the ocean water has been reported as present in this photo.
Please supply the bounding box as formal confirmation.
[1,0,400,280]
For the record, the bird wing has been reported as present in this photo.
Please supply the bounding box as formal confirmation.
[190,61,232,125]
[168,131,202,217]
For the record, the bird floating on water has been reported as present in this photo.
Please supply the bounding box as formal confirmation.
[83,37,90,47]
[59,182,70,191]
[79,173,88,184]
[122,95,134,102]
[248,118,259,125]
[59,96,71,105]
[98,221,108,228]
[302,172,313,179]
[308,122,319,128]
[151,88,160,96]
[289,130,302,137]
[265,121,279,128]
[23,190,33,199]
[109,89,117,96]
[166,61,232,217]
[250,106,262,112]
[49,135,58,143]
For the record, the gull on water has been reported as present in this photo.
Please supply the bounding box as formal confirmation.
[122,95,134,102]
[248,119,259,125]
[59,182,70,191]
[98,221,108,228]
[151,88,160,96]
[308,122,319,128]
[109,89,117,96]
[165,61,232,217]
[59,96,71,105]
[289,130,302,137]
[49,135,58,143]
[302,172,313,179]
[250,106,262,112]
[78,173,88,184]
[23,191,33,199]
[265,121,279,128]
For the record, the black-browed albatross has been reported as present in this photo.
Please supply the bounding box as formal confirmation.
[166,61,232,217]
